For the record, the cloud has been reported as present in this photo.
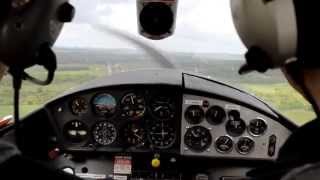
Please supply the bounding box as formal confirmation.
[56,0,246,54]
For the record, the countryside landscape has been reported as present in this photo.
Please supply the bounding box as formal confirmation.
[0,48,315,125]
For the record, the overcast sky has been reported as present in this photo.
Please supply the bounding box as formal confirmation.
[55,0,246,54]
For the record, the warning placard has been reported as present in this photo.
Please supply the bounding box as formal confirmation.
[113,156,132,175]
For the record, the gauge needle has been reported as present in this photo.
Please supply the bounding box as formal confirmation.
[191,130,199,138]
[134,134,143,140]
[131,96,134,105]
[154,106,162,112]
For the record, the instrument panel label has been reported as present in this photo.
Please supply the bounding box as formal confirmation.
[185,99,203,106]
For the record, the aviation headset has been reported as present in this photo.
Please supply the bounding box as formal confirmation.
[0,0,74,73]
[231,0,318,74]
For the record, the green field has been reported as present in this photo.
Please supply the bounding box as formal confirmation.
[0,64,316,126]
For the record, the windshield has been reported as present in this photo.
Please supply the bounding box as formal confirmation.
[0,0,315,126]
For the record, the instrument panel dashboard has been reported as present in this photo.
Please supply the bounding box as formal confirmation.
[47,71,294,162]
[50,86,182,153]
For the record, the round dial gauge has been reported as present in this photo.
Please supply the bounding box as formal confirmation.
[184,105,204,124]
[248,119,267,136]
[63,120,89,143]
[206,106,226,125]
[92,121,117,146]
[121,93,146,120]
[92,94,117,117]
[226,111,246,137]
[150,96,176,120]
[236,137,255,155]
[123,123,146,147]
[215,136,233,153]
[70,97,88,115]
[149,121,176,149]
[184,126,212,152]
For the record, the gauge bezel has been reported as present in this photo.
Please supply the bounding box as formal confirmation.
[214,135,234,154]
[235,136,255,155]
[91,93,118,117]
[122,122,147,147]
[205,105,226,125]
[147,121,176,149]
[70,96,89,115]
[148,95,177,121]
[247,118,268,137]
[120,92,146,120]
[225,118,247,137]
[184,125,212,153]
[92,121,118,146]
[184,105,205,125]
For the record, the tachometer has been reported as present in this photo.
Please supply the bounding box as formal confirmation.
[121,93,146,120]
[92,121,117,146]
[184,126,212,152]
[149,121,176,149]
[226,110,246,137]
[150,96,176,120]
[123,123,146,147]
[70,97,88,115]
[92,93,117,117]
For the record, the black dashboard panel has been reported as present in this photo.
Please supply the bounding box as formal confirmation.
[49,85,182,153]
[43,70,296,163]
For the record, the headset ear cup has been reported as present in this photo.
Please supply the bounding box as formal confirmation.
[0,0,74,69]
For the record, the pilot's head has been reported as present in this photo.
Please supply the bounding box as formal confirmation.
[231,0,320,110]
[0,0,74,72]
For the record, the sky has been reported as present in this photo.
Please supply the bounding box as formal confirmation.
[55,0,246,54]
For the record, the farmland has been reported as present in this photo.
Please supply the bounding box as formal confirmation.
[0,48,315,126]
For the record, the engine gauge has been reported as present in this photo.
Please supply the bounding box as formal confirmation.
[206,106,226,125]
[148,121,176,149]
[123,123,146,147]
[70,97,88,115]
[92,93,117,117]
[248,118,267,136]
[215,136,233,153]
[121,93,146,120]
[184,105,204,124]
[150,96,176,120]
[92,121,117,146]
[63,120,89,143]
[184,126,212,152]
[236,137,255,155]
[226,111,246,137]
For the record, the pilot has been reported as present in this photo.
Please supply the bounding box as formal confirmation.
[0,1,319,180]
[0,0,81,179]
[231,1,320,180]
